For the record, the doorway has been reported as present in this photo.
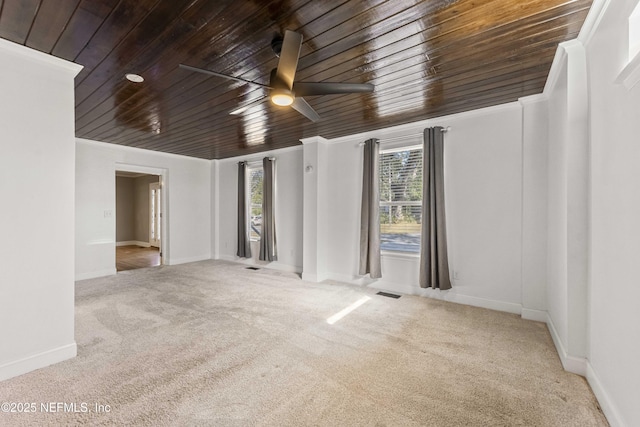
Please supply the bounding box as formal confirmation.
[115,170,164,272]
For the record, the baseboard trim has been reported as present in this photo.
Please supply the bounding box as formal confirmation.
[291,271,398,285]
[451,293,522,315]
[218,255,302,274]
[546,314,587,376]
[586,362,626,427]
[324,273,377,286]
[116,240,151,247]
[302,273,327,282]
[305,272,547,325]
[75,268,117,281]
[301,273,315,282]
[521,308,548,322]
[0,342,77,382]
[362,280,523,315]
[167,255,211,266]
[264,262,302,274]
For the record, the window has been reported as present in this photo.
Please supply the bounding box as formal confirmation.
[379,147,423,253]
[248,166,263,240]
[617,2,640,89]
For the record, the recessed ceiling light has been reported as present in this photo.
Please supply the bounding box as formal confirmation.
[125,73,144,83]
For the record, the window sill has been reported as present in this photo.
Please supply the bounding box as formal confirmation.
[381,250,420,260]
[616,53,640,90]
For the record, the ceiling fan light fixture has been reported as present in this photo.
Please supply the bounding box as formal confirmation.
[271,89,294,106]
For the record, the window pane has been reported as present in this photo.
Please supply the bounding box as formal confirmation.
[249,168,263,240]
[380,205,421,253]
[379,148,422,253]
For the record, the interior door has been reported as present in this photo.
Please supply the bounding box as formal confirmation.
[150,182,161,248]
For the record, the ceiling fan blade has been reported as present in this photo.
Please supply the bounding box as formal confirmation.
[290,97,320,122]
[293,82,375,97]
[229,96,267,115]
[275,30,303,90]
[179,64,271,88]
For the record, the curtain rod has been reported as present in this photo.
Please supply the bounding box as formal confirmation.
[238,156,276,164]
[358,126,451,146]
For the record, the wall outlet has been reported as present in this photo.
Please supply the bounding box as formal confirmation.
[453,270,460,280]
[104,210,113,218]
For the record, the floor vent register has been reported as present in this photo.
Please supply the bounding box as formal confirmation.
[376,291,401,299]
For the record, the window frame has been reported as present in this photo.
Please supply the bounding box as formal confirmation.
[615,2,640,90]
[246,163,263,242]
[378,144,423,255]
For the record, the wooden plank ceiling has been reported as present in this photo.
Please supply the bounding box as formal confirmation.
[0,0,592,159]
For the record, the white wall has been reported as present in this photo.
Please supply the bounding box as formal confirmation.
[581,0,640,425]
[216,146,303,272]
[301,137,329,281]
[0,40,82,380]
[546,58,570,354]
[116,177,135,242]
[321,137,363,283]
[313,104,526,314]
[520,95,549,321]
[211,160,220,260]
[76,139,212,280]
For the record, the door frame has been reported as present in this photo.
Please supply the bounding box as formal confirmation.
[149,182,161,248]
[115,163,169,265]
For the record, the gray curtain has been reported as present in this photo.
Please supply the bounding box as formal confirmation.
[359,138,382,278]
[419,127,451,290]
[237,162,252,258]
[259,157,277,261]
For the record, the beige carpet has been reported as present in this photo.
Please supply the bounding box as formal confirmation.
[1,260,607,426]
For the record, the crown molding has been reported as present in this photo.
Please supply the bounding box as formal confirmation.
[323,102,520,147]
[577,0,612,47]
[300,136,329,145]
[0,38,82,76]
[218,143,303,163]
[76,138,211,163]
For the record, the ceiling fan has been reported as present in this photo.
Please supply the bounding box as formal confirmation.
[179,30,374,122]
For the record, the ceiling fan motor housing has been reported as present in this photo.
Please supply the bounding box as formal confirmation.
[268,68,294,105]
[271,36,284,57]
